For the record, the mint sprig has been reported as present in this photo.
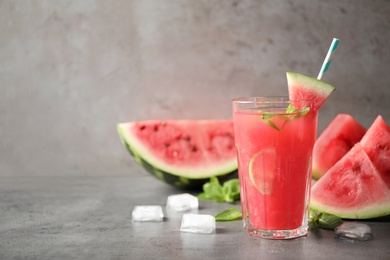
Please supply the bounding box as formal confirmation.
[215,208,242,221]
[309,210,343,230]
[261,105,310,131]
[197,177,240,203]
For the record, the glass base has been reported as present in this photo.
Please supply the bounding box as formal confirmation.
[247,225,308,240]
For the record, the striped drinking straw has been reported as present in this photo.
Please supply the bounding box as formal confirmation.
[317,38,340,80]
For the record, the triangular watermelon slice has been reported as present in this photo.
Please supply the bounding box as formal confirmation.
[312,114,366,180]
[360,115,390,188]
[287,72,335,111]
[310,143,390,219]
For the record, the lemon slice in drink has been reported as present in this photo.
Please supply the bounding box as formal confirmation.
[248,149,276,195]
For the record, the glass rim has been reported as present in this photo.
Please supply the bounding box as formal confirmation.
[232,96,312,103]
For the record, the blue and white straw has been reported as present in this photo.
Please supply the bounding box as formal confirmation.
[317,38,340,80]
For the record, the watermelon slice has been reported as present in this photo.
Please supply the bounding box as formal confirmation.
[312,114,366,180]
[360,115,390,188]
[117,120,238,189]
[310,143,390,219]
[287,72,335,111]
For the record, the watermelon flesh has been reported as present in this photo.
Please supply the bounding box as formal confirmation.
[287,72,335,111]
[360,116,390,188]
[117,120,237,189]
[312,114,366,180]
[310,143,390,219]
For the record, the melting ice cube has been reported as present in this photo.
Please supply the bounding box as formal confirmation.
[166,193,199,212]
[132,205,164,222]
[180,214,216,234]
[334,222,373,241]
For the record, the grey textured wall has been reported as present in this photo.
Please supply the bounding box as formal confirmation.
[1,0,389,177]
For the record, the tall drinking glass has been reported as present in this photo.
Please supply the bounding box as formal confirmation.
[232,97,318,239]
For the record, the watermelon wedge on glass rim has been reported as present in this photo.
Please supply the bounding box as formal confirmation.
[117,120,238,189]
[287,72,335,111]
[287,38,339,111]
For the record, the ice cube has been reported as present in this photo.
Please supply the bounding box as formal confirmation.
[334,222,373,241]
[166,193,199,212]
[132,205,164,222]
[180,214,216,234]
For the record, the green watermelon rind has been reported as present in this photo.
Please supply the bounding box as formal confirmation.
[117,123,238,189]
[310,199,390,219]
[287,72,335,111]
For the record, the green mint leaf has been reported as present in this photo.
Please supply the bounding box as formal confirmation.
[309,210,343,230]
[197,192,212,200]
[222,179,240,202]
[215,208,242,221]
[294,106,310,118]
[285,105,310,120]
[198,177,240,203]
[317,212,343,229]
[285,105,298,114]
[261,105,310,131]
[309,210,320,227]
[198,177,224,202]
[262,113,276,120]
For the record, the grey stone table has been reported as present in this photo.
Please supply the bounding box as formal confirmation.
[1,173,389,260]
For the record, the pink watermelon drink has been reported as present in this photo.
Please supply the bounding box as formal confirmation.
[233,97,318,239]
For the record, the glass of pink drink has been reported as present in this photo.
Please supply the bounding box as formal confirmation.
[232,97,318,239]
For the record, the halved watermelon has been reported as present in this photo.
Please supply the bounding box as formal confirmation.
[117,120,238,189]
[312,114,366,180]
[287,72,335,111]
[360,115,390,188]
[310,143,390,219]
